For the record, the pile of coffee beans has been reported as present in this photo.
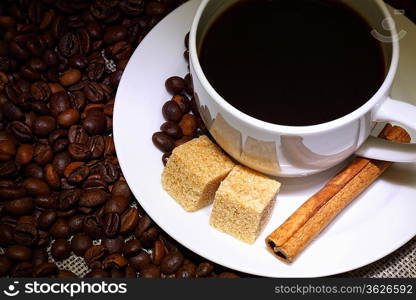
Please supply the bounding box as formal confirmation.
[152,33,209,165]
[0,0,239,278]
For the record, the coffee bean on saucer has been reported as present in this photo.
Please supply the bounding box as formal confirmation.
[165,76,185,94]
[161,121,183,138]
[152,132,175,153]
[162,100,182,121]
[179,114,198,136]
[172,94,190,114]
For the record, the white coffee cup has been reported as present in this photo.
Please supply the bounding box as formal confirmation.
[189,0,416,177]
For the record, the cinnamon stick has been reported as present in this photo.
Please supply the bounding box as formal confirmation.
[266,124,411,263]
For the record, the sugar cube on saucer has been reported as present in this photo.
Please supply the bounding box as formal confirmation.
[162,135,235,212]
[210,165,281,244]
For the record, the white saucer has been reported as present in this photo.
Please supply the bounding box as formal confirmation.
[114,0,416,277]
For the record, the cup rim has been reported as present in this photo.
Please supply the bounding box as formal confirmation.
[189,0,400,135]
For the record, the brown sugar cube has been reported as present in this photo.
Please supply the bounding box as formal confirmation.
[210,165,281,244]
[162,135,235,212]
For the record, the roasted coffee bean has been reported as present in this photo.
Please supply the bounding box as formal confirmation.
[49,218,70,239]
[111,180,131,199]
[6,245,32,261]
[68,143,91,161]
[23,177,50,196]
[146,1,168,17]
[120,207,139,235]
[104,25,127,44]
[140,264,161,278]
[33,116,56,137]
[128,251,151,272]
[83,215,102,239]
[197,262,214,277]
[162,100,182,121]
[0,186,26,200]
[33,262,58,277]
[52,152,72,177]
[84,245,107,265]
[152,240,166,266]
[165,76,185,94]
[0,160,18,178]
[140,227,159,248]
[161,121,183,138]
[30,81,51,102]
[184,73,193,94]
[104,196,129,215]
[84,81,110,103]
[0,255,13,276]
[83,111,107,135]
[152,132,175,153]
[68,214,85,234]
[43,50,60,67]
[88,135,105,159]
[55,270,78,278]
[9,121,33,142]
[162,152,171,166]
[134,215,152,238]
[32,248,48,267]
[217,272,240,278]
[15,144,33,165]
[179,114,198,136]
[79,188,108,207]
[44,164,60,190]
[106,41,132,61]
[59,32,81,58]
[24,163,44,179]
[103,254,128,270]
[172,94,190,114]
[68,125,89,144]
[13,222,38,246]
[174,135,192,147]
[123,239,142,257]
[60,69,82,87]
[34,195,56,209]
[64,161,90,183]
[38,210,57,229]
[49,91,71,117]
[30,101,50,116]
[51,239,71,260]
[4,197,34,216]
[176,263,197,278]
[57,108,80,128]
[33,143,53,165]
[71,233,93,256]
[160,251,184,275]
[2,101,24,121]
[11,261,34,277]
[58,189,81,211]
[86,269,110,278]
[0,224,15,245]
[86,62,105,81]
[102,235,124,254]
[69,55,88,69]
[103,212,120,238]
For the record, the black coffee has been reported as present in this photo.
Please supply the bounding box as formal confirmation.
[199,0,386,126]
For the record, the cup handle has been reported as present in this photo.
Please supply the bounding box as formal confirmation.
[355,97,416,162]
